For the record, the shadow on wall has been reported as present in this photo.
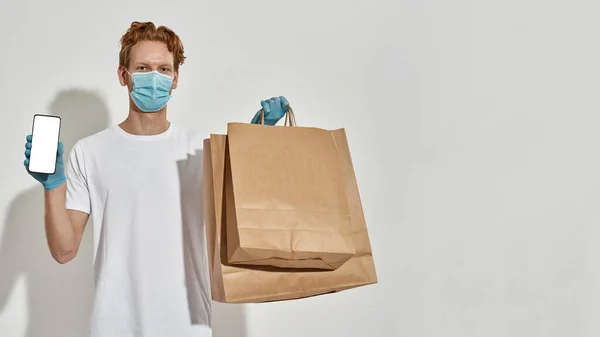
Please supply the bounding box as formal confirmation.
[211,302,248,337]
[0,89,109,337]
[0,89,248,337]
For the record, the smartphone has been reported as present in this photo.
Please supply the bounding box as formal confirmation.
[28,114,62,174]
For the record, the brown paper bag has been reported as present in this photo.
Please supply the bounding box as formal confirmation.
[203,130,377,303]
[223,119,357,270]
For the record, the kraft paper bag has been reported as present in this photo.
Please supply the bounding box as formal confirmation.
[223,117,356,270]
[203,131,377,303]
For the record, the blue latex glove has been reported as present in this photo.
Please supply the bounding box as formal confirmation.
[250,96,290,125]
[23,134,66,190]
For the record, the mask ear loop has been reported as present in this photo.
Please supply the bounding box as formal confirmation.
[124,70,135,92]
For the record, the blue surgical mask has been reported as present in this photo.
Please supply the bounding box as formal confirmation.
[128,70,173,112]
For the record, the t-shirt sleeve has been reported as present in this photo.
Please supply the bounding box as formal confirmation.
[65,141,91,214]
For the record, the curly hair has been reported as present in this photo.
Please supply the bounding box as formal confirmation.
[119,21,186,71]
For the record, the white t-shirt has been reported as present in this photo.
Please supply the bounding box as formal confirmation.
[65,123,212,337]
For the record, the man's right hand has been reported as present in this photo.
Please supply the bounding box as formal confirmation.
[24,134,66,190]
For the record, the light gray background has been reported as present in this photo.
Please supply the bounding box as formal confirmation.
[1,0,597,336]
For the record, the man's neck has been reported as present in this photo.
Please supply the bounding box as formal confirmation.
[119,109,170,136]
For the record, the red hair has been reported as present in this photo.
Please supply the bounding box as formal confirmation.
[119,21,186,71]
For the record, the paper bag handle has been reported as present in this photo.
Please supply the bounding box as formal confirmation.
[259,107,297,127]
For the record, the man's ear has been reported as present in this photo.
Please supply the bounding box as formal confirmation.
[172,70,179,90]
[117,65,128,87]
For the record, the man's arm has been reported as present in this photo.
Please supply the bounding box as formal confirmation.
[44,183,89,264]
[24,136,91,264]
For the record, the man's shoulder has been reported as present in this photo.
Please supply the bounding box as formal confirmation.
[170,124,207,150]
[171,124,206,138]
[74,126,118,150]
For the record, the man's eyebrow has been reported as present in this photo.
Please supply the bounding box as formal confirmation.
[133,62,172,68]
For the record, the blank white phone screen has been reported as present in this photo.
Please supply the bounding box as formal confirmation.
[29,114,61,174]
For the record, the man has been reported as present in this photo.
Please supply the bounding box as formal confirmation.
[22,21,289,337]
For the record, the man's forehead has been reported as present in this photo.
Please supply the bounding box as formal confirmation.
[130,41,174,65]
